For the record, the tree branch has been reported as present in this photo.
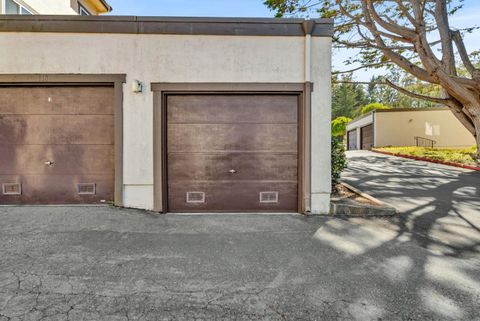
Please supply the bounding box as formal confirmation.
[385,79,449,104]
[333,62,390,75]
[451,30,480,79]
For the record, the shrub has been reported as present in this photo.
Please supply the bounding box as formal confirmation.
[332,139,347,183]
[331,116,352,137]
[358,103,391,116]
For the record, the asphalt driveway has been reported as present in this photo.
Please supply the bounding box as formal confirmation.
[2,153,480,321]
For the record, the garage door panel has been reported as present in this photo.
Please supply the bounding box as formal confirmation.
[167,95,298,123]
[0,85,115,205]
[168,152,297,181]
[167,94,299,213]
[168,181,297,212]
[0,86,114,115]
[0,115,114,144]
[168,123,297,152]
[0,145,114,175]
[361,124,374,150]
[0,174,113,205]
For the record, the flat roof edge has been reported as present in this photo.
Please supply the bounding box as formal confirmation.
[347,112,374,127]
[0,15,334,37]
[374,107,449,113]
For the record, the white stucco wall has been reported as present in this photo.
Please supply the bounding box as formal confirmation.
[0,32,332,212]
[310,36,332,214]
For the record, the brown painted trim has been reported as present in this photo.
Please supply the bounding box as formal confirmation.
[0,73,126,206]
[0,74,126,83]
[0,15,333,37]
[152,82,311,214]
[113,81,124,207]
[151,83,307,93]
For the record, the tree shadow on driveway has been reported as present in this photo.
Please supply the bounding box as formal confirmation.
[311,152,480,320]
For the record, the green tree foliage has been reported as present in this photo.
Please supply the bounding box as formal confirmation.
[358,103,391,116]
[332,75,368,118]
[331,116,352,137]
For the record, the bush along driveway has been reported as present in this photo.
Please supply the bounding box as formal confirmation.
[373,146,479,171]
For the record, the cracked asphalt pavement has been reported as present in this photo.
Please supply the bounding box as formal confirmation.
[1,163,480,321]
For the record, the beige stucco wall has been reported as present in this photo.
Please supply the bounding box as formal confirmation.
[0,32,332,212]
[375,110,476,148]
[1,0,100,15]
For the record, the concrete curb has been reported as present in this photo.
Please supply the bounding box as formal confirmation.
[329,182,397,216]
[372,150,480,171]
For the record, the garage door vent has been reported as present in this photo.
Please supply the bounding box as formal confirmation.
[2,183,21,195]
[77,183,96,195]
[186,192,205,203]
[260,191,278,203]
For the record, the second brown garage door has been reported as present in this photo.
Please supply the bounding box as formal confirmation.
[361,124,374,150]
[0,85,114,205]
[167,94,298,213]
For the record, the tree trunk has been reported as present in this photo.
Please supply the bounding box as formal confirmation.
[471,106,480,164]
[473,111,480,166]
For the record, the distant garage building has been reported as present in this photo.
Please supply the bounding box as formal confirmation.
[0,15,333,214]
[346,108,476,150]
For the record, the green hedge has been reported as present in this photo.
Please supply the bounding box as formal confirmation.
[332,139,347,183]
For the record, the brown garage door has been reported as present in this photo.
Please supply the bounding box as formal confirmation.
[347,129,357,150]
[0,86,114,204]
[361,124,374,150]
[167,94,298,213]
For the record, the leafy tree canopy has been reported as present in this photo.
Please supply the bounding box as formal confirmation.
[331,116,352,137]
[265,0,480,160]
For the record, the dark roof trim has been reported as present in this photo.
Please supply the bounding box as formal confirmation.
[348,107,449,124]
[375,107,449,113]
[98,0,112,12]
[0,15,333,37]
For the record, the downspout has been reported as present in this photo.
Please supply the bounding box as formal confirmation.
[302,21,314,213]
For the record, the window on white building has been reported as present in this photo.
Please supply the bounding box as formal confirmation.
[79,3,91,15]
[5,0,32,14]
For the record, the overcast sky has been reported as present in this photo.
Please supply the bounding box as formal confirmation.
[107,0,480,81]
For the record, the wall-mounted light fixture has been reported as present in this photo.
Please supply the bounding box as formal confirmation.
[132,80,143,93]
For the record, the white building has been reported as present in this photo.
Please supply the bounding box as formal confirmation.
[0,16,333,214]
[0,0,111,15]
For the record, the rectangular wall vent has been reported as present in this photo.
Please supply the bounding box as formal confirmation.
[2,183,21,195]
[260,191,279,203]
[77,183,96,195]
[186,192,205,204]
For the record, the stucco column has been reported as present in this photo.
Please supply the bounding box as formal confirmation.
[309,36,332,214]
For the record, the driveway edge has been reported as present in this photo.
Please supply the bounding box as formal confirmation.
[330,182,397,216]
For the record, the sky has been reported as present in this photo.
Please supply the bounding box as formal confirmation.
[107,0,480,81]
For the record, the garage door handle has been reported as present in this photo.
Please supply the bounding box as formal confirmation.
[228,169,237,174]
[45,161,54,166]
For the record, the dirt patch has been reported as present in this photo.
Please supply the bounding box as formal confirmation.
[332,183,380,207]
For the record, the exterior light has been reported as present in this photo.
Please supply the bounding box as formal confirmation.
[132,80,143,93]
